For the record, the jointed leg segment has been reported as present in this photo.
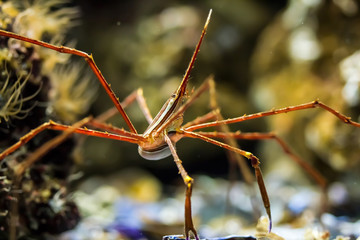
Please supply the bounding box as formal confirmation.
[12,117,91,177]
[8,117,93,240]
[0,29,137,134]
[164,135,198,240]
[0,118,142,162]
[181,129,272,230]
[160,75,273,231]
[95,88,153,124]
[184,100,360,132]
[195,131,327,189]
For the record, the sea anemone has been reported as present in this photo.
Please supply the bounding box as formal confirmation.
[0,66,40,123]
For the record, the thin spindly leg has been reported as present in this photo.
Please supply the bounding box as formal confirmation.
[181,130,272,231]
[135,88,153,123]
[183,110,219,129]
[9,117,91,240]
[207,77,262,218]
[83,87,154,136]
[95,88,153,124]
[4,90,148,239]
[0,29,137,133]
[185,100,360,132]
[179,76,254,183]
[198,131,330,214]
[0,118,142,162]
[164,135,199,240]
[197,131,327,189]
[12,119,91,178]
[207,78,256,187]
[68,88,152,161]
[178,76,262,220]
[50,121,142,141]
[156,76,214,135]
[157,74,270,228]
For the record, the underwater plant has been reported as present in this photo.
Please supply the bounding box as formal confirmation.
[0,0,96,239]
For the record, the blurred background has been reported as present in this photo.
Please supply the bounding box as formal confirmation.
[69,0,287,180]
[2,0,360,238]
[67,0,286,181]
[68,0,360,188]
[67,1,360,236]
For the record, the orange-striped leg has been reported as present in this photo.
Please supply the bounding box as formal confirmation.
[181,130,272,232]
[183,110,219,129]
[156,76,214,135]
[207,78,261,217]
[196,131,327,189]
[164,135,199,240]
[0,118,142,162]
[0,29,137,133]
[184,100,360,132]
[70,88,153,162]
[95,88,153,124]
[183,76,262,219]
[196,130,331,216]
[9,117,91,240]
[0,85,154,162]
